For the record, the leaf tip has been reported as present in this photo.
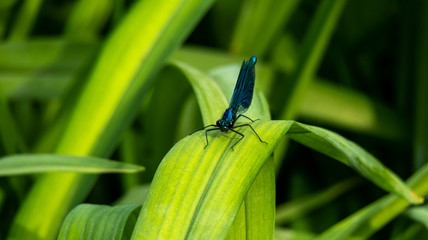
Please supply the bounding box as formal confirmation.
[410,192,424,204]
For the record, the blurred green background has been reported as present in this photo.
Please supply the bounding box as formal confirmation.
[0,0,427,239]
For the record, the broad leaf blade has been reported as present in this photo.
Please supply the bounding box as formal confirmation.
[131,121,292,240]
[166,60,275,239]
[58,204,141,240]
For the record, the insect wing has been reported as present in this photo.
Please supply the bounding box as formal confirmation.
[229,57,256,115]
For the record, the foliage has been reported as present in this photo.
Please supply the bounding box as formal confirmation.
[0,0,427,239]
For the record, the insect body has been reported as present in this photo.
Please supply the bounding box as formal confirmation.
[191,56,267,150]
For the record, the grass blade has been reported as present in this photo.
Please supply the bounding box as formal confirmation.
[280,0,348,120]
[405,206,428,229]
[9,1,215,239]
[300,80,406,140]
[0,40,97,99]
[287,122,423,204]
[8,0,43,41]
[413,0,428,169]
[166,60,275,239]
[0,154,144,176]
[0,93,26,153]
[230,0,301,56]
[64,0,113,41]
[316,163,428,240]
[58,204,141,240]
[276,177,362,225]
[131,119,417,239]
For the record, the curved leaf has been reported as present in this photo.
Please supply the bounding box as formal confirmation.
[130,58,419,239]
[9,1,215,239]
[0,154,144,176]
[114,184,151,206]
[131,119,420,239]
[317,163,428,240]
[132,121,292,240]
[167,60,275,239]
[286,122,423,204]
[406,206,428,229]
[276,177,362,225]
[274,228,315,240]
[59,204,141,240]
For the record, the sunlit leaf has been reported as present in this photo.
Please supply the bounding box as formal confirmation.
[132,121,292,240]
[58,204,141,240]
[9,0,216,239]
[0,154,144,176]
[406,206,428,230]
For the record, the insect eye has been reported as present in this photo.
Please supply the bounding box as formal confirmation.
[216,120,220,126]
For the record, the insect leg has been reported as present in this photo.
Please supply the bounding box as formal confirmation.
[232,124,267,145]
[188,124,217,135]
[236,114,259,122]
[204,128,221,149]
[229,129,245,150]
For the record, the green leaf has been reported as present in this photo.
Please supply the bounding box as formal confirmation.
[208,62,275,239]
[0,0,16,39]
[173,46,242,73]
[274,227,315,240]
[413,0,428,168]
[230,0,301,57]
[275,0,349,170]
[130,58,418,239]
[64,0,113,41]
[0,93,26,153]
[286,122,423,204]
[58,204,141,240]
[118,130,144,188]
[141,66,192,182]
[9,1,215,239]
[239,156,276,239]
[317,163,428,240]
[276,177,362,225]
[300,80,406,140]
[0,40,98,100]
[165,60,275,239]
[131,121,292,240]
[0,154,144,176]
[169,60,228,124]
[280,0,348,120]
[173,47,275,94]
[114,184,151,206]
[0,187,4,209]
[405,206,428,230]
[8,0,43,41]
[131,119,420,239]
